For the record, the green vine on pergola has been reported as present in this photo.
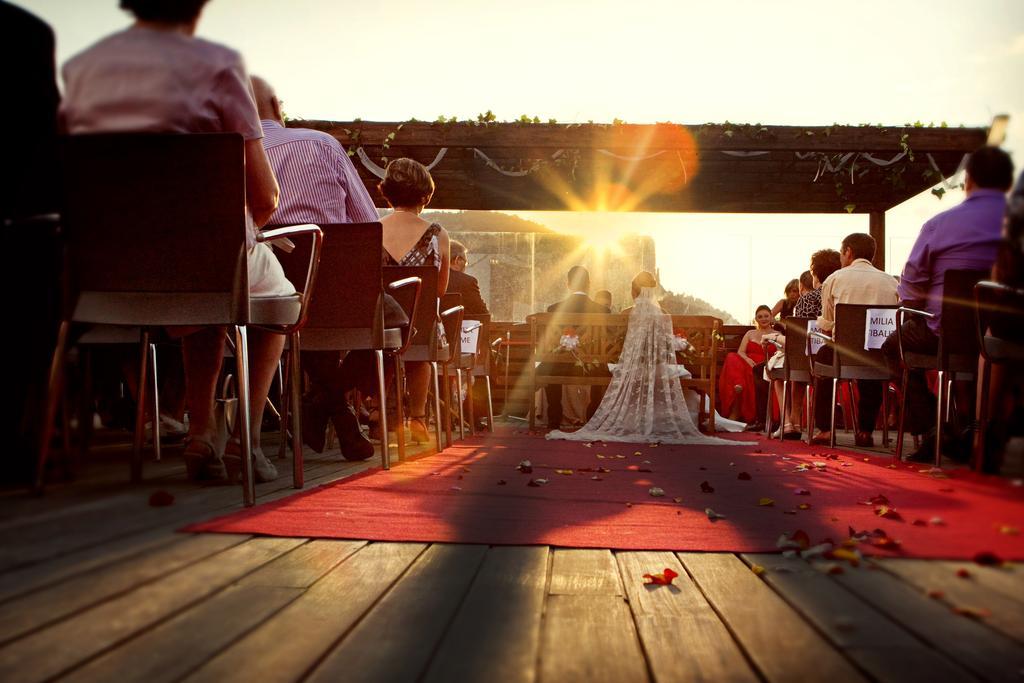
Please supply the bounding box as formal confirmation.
[292,113,971,212]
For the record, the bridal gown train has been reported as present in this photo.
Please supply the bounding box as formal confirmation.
[547,288,742,445]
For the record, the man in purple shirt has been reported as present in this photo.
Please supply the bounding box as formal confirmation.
[883,146,1014,458]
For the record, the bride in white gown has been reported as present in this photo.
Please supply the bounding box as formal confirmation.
[547,283,742,445]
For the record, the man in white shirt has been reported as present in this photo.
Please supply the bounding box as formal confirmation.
[811,233,898,446]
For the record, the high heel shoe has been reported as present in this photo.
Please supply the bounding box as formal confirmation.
[409,415,430,444]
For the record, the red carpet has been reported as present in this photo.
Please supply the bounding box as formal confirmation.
[186,428,1024,559]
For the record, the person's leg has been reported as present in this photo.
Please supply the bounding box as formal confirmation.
[812,347,835,439]
[885,317,939,435]
[181,327,225,443]
[545,383,563,428]
[856,380,883,439]
[236,328,284,451]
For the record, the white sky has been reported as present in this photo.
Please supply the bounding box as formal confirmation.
[20,0,1023,322]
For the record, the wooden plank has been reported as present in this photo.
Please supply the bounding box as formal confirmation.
[744,554,975,683]
[876,558,1024,644]
[0,537,303,683]
[941,560,1024,603]
[305,544,487,683]
[0,453,364,574]
[539,595,650,683]
[0,533,246,645]
[831,560,1024,681]
[59,540,364,683]
[0,528,180,604]
[678,553,868,683]
[298,120,987,153]
[617,551,759,683]
[184,542,424,683]
[60,585,300,683]
[549,549,623,596]
[423,546,548,683]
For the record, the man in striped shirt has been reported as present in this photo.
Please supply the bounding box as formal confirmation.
[252,76,380,460]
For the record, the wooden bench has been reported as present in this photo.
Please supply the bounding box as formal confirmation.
[527,313,722,433]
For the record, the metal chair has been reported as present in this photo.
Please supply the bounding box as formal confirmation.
[277,222,420,470]
[457,314,495,434]
[39,133,322,506]
[973,279,1024,470]
[894,269,988,465]
[384,266,447,452]
[764,317,816,442]
[438,293,467,445]
[809,303,898,449]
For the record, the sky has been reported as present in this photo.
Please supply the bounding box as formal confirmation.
[19,0,1023,322]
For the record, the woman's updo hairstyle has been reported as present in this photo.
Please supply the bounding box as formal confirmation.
[120,0,209,22]
[379,158,435,208]
[631,270,659,299]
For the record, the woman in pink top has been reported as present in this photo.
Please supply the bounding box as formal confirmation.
[61,0,289,483]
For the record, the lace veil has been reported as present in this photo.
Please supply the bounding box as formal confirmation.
[547,288,741,445]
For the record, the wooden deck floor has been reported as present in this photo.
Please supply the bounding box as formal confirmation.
[1,427,1022,683]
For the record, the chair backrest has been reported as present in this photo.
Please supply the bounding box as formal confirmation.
[782,316,816,373]
[833,303,898,373]
[60,133,249,324]
[975,280,1024,359]
[465,313,492,374]
[938,269,989,360]
[385,266,440,350]
[670,315,720,382]
[440,292,464,364]
[276,222,383,340]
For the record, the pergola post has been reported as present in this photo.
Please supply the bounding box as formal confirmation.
[869,211,886,271]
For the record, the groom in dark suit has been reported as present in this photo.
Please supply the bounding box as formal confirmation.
[539,266,611,429]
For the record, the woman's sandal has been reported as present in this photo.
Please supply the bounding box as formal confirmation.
[409,415,430,444]
[223,439,279,484]
[182,436,226,482]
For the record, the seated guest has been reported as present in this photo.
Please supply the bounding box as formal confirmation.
[250,76,381,460]
[978,170,1024,470]
[719,305,774,427]
[882,146,1012,460]
[448,240,489,315]
[795,250,841,318]
[594,289,613,311]
[61,0,291,483]
[538,266,610,429]
[380,158,451,444]
[811,233,898,446]
[769,249,843,438]
[2,1,60,483]
[771,278,800,319]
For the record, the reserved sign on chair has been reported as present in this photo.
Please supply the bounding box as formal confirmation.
[864,309,897,350]
[461,320,482,356]
[806,320,826,355]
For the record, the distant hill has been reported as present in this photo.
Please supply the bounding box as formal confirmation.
[421,210,553,233]
[660,290,740,324]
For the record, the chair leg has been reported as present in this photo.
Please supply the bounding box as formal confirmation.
[974,359,991,471]
[829,378,838,449]
[289,334,303,488]
[277,359,288,461]
[431,362,443,452]
[36,321,71,494]
[485,376,495,432]
[806,381,814,445]
[393,356,406,462]
[934,370,946,468]
[441,363,453,447]
[149,342,161,462]
[234,326,256,507]
[763,383,772,437]
[779,380,789,442]
[881,381,889,449]
[467,373,476,436]
[131,330,150,484]
[376,350,390,470]
[456,369,466,440]
[945,377,955,423]
[896,369,909,462]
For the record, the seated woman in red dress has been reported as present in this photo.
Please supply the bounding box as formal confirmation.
[719,305,775,427]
